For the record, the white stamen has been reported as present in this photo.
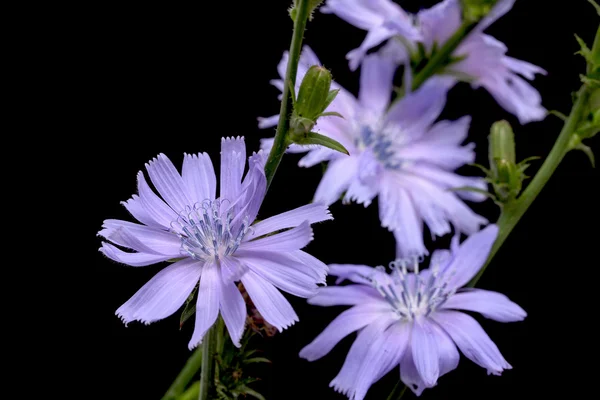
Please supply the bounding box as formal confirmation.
[170,199,252,262]
[369,255,457,320]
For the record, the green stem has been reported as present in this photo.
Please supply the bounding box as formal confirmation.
[591,24,600,72]
[263,0,310,188]
[198,324,217,400]
[410,20,476,92]
[386,381,407,400]
[161,346,203,400]
[468,85,592,287]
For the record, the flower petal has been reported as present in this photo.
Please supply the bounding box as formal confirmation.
[289,250,329,284]
[411,318,440,387]
[400,343,427,396]
[347,25,397,71]
[329,314,398,397]
[219,256,248,284]
[354,322,411,400]
[239,221,313,252]
[189,263,221,349]
[237,250,320,298]
[426,116,471,146]
[321,0,389,30]
[432,310,511,375]
[115,258,202,324]
[328,263,388,285]
[405,164,488,202]
[121,195,163,229]
[220,137,246,202]
[234,152,266,226]
[307,285,383,307]
[431,321,460,377]
[241,270,298,331]
[246,203,332,240]
[442,289,527,322]
[385,77,453,142]
[446,224,498,289]
[100,243,175,267]
[146,154,193,214]
[314,156,359,206]
[220,280,246,347]
[418,0,462,48]
[182,153,216,204]
[99,219,181,255]
[135,171,178,228]
[299,304,389,362]
[358,54,396,115]
[378,176,426,257]
[257,114,279,129]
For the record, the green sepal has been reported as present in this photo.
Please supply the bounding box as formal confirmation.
[319,111,344,119]
[548,110,568,121]
[179,283,198,329]
[293,131,349,155]
[323,89,340,110]
[575,143,596,167]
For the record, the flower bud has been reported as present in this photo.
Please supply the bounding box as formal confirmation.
[295,65,333,120]
[461,0,497,22]
[488,120,516,168]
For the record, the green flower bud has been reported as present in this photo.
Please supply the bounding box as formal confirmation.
[295,65,333,120]
[461,0,497,22]
[486,120,535,202]
[488,120,516,169]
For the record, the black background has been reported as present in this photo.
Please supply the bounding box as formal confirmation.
[83,1,598,399]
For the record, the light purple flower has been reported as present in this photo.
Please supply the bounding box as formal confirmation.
[300,225,526,399]
[324,0,547,124]
[260,47,487,257]
[99,137,332,349]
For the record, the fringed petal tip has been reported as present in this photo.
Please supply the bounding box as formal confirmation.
[114,310,154,327]
[221,136,245,143]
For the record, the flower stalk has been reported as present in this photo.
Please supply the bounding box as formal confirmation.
[469,83,594,287]
[264,0,312,188]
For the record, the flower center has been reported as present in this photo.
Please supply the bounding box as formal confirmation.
[170,199,251,262]
[357,125,403,169]
[369,257,456,321]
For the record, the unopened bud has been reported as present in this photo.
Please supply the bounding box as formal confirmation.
[461,0,498,22]
[296,65,333,120]
[489,120,516,168]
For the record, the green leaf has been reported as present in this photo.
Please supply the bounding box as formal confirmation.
[575,143,596,167]
[318,111,344,119]
[177,381,200,400]
[167,257,186,263]
[243,357,271,365]
[293,131,350,154]
[575,34,592,61]
[237,385,266,400]
[179,284,198,329]
[588,0,600,15]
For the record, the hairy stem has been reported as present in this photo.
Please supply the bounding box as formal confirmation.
[198,324,216,400]
[469,85,592,287]
[263,0,311,188]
